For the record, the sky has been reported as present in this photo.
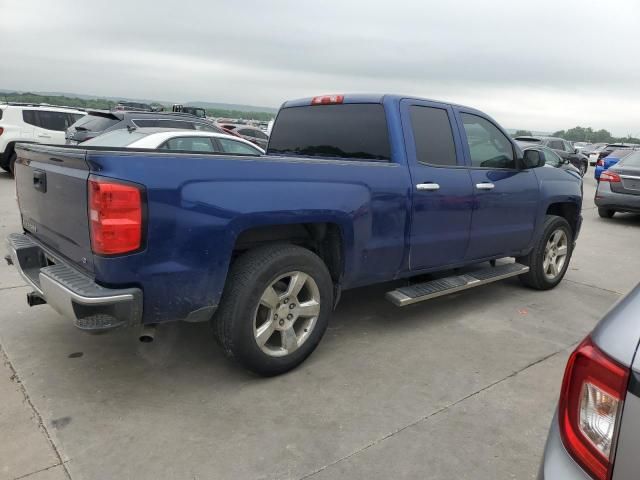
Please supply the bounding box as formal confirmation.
[1,0,639,136]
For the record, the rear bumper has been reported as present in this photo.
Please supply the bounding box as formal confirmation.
[5,233,142,332]
[538,413,590,480]
[595,183,640,213]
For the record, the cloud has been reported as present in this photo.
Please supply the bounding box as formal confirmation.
[1,0,639,135]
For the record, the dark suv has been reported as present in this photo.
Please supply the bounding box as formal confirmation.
[66,110,228,144]
[514,136,589,176]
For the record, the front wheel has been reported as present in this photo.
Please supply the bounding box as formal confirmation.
[579,163,587,176]
[517,215,573,290]
[213,244,333,376]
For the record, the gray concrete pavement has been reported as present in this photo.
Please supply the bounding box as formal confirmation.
[0,168,638,480]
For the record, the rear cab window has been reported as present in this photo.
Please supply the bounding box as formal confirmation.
[267,103,391,161]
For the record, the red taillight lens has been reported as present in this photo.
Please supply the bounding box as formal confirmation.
[311,95,344,105]
[558,336,629,480]
[88,179,143,255]
[0,127,4,136]
[599,171,621,183]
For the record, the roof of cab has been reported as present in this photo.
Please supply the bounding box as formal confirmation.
[280,94,480,112]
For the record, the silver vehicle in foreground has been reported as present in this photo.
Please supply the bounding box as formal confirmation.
[539,282,640,479]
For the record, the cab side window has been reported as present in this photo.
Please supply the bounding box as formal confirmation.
[461,113,515,169]
[409,105,457,166]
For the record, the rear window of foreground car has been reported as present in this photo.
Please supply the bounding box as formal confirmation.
[267,104,391,161]
[619,151,640,167]
[82,129,149,147]
[73,114,119,132]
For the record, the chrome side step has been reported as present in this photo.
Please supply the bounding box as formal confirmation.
[386,263,529,307]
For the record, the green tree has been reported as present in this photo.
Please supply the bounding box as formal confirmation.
[513,130,532,137]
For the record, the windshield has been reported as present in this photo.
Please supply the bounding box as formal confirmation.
[268,104,391,161]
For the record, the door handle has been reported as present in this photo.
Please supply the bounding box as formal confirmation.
[416,183,440,191]
[37,134,51,138]
[475,182,495,190]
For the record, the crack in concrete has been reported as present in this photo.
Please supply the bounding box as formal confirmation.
[564,277,624,296]
[2,347,72,480]
[298,346,569,480]
[0,284,27,292]
[13,461,70,480]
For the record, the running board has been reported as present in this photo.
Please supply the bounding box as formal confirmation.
[386,263,529,307]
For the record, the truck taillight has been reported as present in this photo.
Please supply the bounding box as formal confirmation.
[599,171,621,183]
[558,336,629,480]
[88,178,143,255]
[311,95,344,105]
[0,127,4,136]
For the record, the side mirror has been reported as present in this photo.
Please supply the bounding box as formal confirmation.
[522,150,546,169]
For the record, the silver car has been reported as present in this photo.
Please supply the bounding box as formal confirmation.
[595,151,640,218]
[539,282,640,479]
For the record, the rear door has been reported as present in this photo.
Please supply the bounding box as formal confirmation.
[401,99,474,270]
[611,152,640,196]
[456,110,539,260]
[32,110,75,144]
[15,145,93,271]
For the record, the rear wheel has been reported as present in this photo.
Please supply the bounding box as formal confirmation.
[517,215,573,290]
[8,153,16,176]
[598,207,615,219]
[213,244,333,376]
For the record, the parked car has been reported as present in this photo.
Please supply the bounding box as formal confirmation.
[114,101,153,112]
[514,136,589,176]
[6,93,583,376]
[587,144,608,165]
[0,103,85,175]
[82,128,264,155]
[573,142,591,152]
[219,124,269,149]
[594,149,635,182]
[595,150,640,218]
[516,143,582,176]
[538,281,640,480]
[65,110,228,144]
[172,104,207,119]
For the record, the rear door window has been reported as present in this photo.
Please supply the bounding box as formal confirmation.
[461,113,515,169]
[37,111,73,131]
[409,105,457,166]
[22,110,39,127]
[217,138,262,155]
[548,140,565,150]
[268,104,391,161]
[161,136,218,152]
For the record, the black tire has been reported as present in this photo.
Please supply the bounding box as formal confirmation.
[8,152,16,176]
[516,215,573,290]
[598,207,615,219]
[579,163,587,177]
[213,244,333,376]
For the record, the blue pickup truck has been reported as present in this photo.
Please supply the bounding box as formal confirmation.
[5,94,583,375]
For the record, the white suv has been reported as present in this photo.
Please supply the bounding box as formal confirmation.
[0,104,86,175]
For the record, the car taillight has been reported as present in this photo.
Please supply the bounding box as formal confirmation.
[599,171,621,183]
[311,94,344,105]
[0,127,4,136]
[88,178,143,255]
[558,336,629,480]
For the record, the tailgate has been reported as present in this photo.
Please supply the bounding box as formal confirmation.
[15,144,94,272]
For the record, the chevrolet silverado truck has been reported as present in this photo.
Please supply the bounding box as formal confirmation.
[5,94,583,376]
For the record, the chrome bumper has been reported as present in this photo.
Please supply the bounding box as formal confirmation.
[5,233,142,332]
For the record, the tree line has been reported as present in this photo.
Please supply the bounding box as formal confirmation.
[1,92,274,122]
[513,127,639,144]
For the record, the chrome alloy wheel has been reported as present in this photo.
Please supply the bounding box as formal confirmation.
[543,229,568,280]
[253,271,321,357]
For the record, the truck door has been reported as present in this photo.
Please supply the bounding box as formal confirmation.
[455,110,539,260]
[400,99,474,271]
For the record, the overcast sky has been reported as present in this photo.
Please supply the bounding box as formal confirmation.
[1,0,639,135]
